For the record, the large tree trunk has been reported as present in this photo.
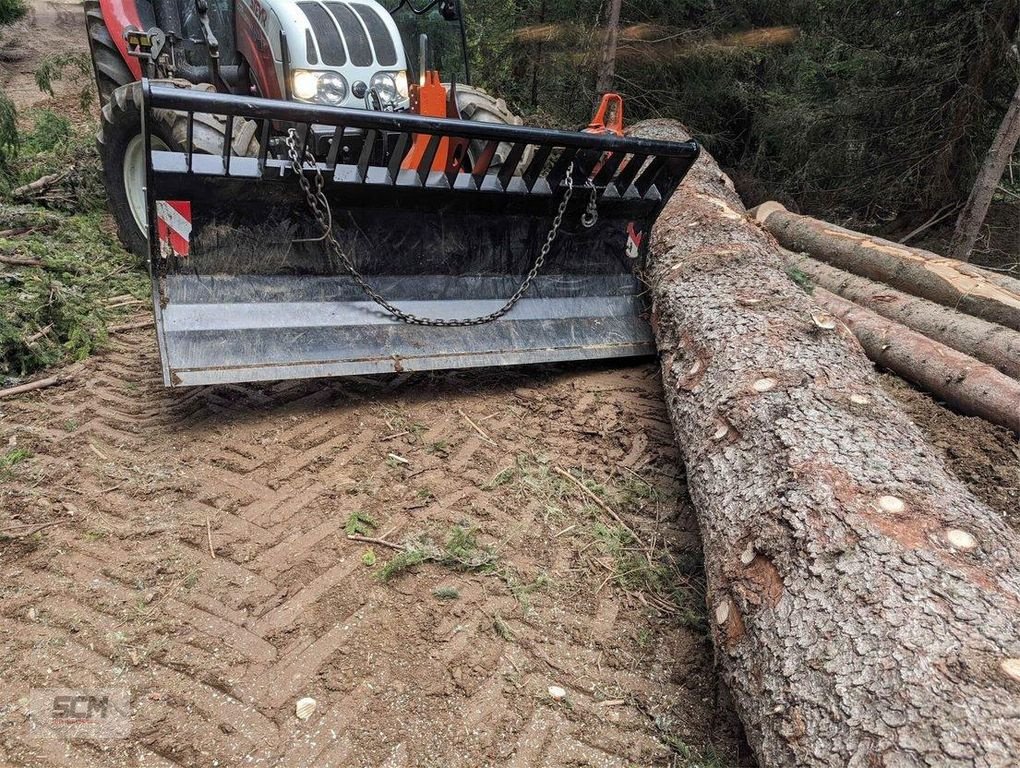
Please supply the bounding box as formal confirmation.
[753,202,1020,332]
[812,287,1020,431]
[632,119,1020,768]
[950,79,1020,261]
[783,250,1020,380]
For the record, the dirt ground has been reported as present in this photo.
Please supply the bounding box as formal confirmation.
[2,4,1018,767]
[0,333,752,768]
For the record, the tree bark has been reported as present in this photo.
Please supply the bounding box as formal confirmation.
[813,288,1020,431]
[594,0,622,97]
[783,250,1020,381]
[950,79,1020,261]
[632,119,1020,768]
[752,202,1020,332]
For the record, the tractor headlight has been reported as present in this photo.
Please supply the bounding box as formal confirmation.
[317,72,348,105]
[395,70,409,99]
[292,70,319,101]
[369,72,397,105]
[370,71,408,106]
[291,70,348,105]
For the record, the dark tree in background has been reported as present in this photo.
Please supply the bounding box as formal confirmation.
[463,0,1020,224]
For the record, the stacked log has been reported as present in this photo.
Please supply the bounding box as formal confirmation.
[748,203,1020,432]
[781,251,1020,380]
[751,202,1020,331]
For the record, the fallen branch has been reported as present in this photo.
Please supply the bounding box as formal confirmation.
[105,298,145,310]
[0,227,37,239]
[896,203,958,245]
[206,517,216,559]
[0,520,64,537]
[25,324,53,345]
[346,533,406,551]
[0,376,65,399]
[458,408,496,445]
[0,255,43,268]
[552,465,647,549]
[12,172,68,200]
[108,318,153,333]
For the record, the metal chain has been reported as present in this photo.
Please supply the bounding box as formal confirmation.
[284,128,590,327]
[582,178,598,229]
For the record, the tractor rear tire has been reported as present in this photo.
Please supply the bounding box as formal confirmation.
[455,85,533,173]
[83,0,134,107]
[98,81,260,259]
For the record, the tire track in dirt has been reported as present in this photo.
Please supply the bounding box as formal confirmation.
[0,329,745,767]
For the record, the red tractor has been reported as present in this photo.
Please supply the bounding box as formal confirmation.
[83,0,700,387]
[85,0,526,256]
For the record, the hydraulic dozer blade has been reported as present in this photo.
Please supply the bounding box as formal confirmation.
[141,81,699,387]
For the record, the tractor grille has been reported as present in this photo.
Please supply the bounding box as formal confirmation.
[351,3,397,66]
[297,2,345,65]
[298,1,398,68]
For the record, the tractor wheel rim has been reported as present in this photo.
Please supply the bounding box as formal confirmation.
[124,133,170,237]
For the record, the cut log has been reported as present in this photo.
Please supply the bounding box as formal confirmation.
[784,250,1020,381]
[0,376,64,399]
[812,287,1020,431]
[632,119,1020,768]
[751,202,1020,332]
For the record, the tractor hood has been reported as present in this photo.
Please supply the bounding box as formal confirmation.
[247,0,408,108]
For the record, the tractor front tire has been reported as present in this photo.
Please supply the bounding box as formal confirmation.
[83,0,134,107]
[99,81,259,259]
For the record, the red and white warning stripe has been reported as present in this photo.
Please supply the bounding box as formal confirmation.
[156,200,192,259]
[626,221,643,260]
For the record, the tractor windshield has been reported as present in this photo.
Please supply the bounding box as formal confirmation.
[388,0,470,85]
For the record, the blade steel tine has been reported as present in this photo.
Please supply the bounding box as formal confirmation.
[417,134,443,186]
[496,143,527,191]
[445,139,469,186]
[521,144,552,190]
[258,118,271,174]
[300,122,312,161]
[387,133,411,183]
[634,156,668,197]
[546,146,579,190]
[470,140,498,187]
[223,114,234,175]
[594,150,625,187]
[186,112,195,172]
[325,124,345,168]
[613,152,646,194]
[356,129,377,182]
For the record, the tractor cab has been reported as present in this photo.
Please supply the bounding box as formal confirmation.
[388,0,469,86]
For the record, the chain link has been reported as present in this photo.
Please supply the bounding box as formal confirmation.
[582,178,598,229]
[284,128,592,327]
